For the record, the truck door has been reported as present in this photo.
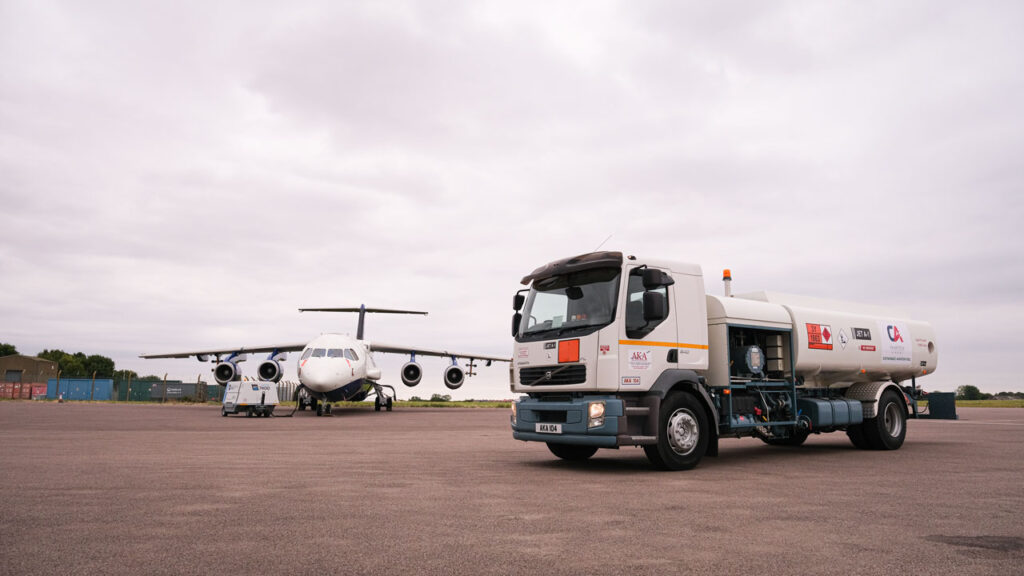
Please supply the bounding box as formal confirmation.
[618,266,678,391]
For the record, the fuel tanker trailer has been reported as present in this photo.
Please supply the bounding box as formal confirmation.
[509,252,938,470]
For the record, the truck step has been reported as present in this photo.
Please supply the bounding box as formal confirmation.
[619,435,657,445]
[624,407,650,416]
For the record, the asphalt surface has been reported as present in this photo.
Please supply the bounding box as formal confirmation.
[1,402,1022,575]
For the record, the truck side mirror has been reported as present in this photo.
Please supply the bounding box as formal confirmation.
[643,291,667,322]
[513,294,526,311]
[642,268,674,290]
[512,313,522,337]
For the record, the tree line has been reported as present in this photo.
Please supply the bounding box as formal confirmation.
[955,385,1024,401]
[0,343,159,380]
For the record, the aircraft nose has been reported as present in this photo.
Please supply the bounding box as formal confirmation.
[300,359,336,392]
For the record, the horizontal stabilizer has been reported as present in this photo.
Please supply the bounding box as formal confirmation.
[299,307,428,315]
[299,305,428,340]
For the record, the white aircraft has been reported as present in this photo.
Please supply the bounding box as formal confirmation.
[140,306,509,416]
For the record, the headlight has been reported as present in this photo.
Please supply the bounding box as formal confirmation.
[588,401,605,428]
[511,402,517,425]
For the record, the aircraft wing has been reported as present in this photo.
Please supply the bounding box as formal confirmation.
[367,341,510,363]
[140,343,308,360]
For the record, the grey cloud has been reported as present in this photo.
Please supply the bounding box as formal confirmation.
[1,1,1022,396]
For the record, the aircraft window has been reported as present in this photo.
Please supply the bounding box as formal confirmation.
[327,349,345,358]
[312,349,326,358]
[301,349,313,360]
[345,349,360,361]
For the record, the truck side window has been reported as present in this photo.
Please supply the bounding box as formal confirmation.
[625,271,668,339]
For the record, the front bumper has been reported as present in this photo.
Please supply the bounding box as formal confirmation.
[512,395,623,448]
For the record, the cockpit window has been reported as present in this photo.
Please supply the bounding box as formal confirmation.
[301,349,313,360]
[312,348,326,358]
[344,349,360,361]
[327,349,344,358]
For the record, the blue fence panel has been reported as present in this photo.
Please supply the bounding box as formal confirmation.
[46,379,114,401]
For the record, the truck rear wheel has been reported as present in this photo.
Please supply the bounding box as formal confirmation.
[643,392,708,471]
[862,390,907,450]
[546,443,598,461]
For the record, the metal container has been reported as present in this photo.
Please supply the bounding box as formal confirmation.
[46,379,114,401]
[18,383,33,399]
[30,384,47,399]
[147,382,198,401]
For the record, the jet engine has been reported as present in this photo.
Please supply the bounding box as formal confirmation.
[443,365,465,390]
[401,361,423,387]
[214,362,239,385]
[257,360,284,383]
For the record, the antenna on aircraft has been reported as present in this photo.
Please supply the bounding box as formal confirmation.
[298,305,428,340]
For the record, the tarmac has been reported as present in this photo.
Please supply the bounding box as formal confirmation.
[1,402,1022,575]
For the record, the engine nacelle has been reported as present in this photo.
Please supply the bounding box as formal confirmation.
[443,365,465,390]
[214,362,239,385]
[401,361,423,387]
[257,360,283,383]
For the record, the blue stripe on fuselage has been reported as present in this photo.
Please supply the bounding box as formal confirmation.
[323,379,368,403]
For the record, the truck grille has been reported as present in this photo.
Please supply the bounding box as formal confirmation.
[533,410,568,423]
[519,365,586,386]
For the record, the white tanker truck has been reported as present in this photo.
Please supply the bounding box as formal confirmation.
[509,252,938,470]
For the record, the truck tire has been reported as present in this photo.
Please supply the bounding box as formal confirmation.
[643,392,709,470]
[846,425,870,449]
[861,390,907,450]
[546,443,598,461]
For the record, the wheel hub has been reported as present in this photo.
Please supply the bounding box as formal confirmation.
[883,402,903,438]
[667,408,699,455]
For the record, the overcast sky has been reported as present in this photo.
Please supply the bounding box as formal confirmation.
[2,1,1022,398]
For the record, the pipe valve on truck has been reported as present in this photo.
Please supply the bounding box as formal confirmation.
[509,251,937,470]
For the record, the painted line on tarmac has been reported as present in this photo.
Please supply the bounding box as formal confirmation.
[926,420,1024,427]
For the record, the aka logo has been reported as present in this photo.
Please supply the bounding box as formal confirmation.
[887,325,904,343]
[630,351,649,361]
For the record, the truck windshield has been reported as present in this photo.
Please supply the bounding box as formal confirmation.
[518,267,621,341]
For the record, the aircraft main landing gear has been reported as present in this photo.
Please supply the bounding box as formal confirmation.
[372,383,396,412]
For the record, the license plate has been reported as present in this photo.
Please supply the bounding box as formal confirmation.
[536,423,562,434]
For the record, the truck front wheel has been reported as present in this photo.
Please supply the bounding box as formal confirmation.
[546,443,598,461]
[644,392,709,471]
[862,390,907,450]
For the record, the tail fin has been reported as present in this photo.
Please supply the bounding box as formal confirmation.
[299,305,427,339]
